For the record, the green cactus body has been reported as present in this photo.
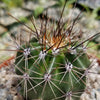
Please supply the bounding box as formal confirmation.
[14,1,91,100]
[15,32,90,100]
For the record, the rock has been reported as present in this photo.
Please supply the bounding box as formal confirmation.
[23,1,40,10]
[0,89,7,100]
[7,94,13,100]
[0,16,17,26]
[43,7,81,23]
[0,9,7,17]
[0,32,15,62]
[0,8,31,26]
[0,64,20,100]
[0,26,7,34]
[78,0,100,9]
[44,7,61,21]
[13,94,23,100]
[80,58,100,100]
[40,0,56,9]
[0,2,7,9]
[23,0,56,11]
[95,90,100,100]
[9,8,31,18]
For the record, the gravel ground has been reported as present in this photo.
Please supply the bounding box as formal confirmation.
[0,1,100,100]
[81,58,100,100]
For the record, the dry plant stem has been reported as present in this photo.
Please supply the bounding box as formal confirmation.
[0,56,15,69]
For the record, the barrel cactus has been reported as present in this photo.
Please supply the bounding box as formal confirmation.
[15,29,90,100]
[7,1,100,100]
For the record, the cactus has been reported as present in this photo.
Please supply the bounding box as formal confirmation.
[14,3,91,99]
[15,35,91,100]
[1,0,100,100]
[14,22,99,100]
